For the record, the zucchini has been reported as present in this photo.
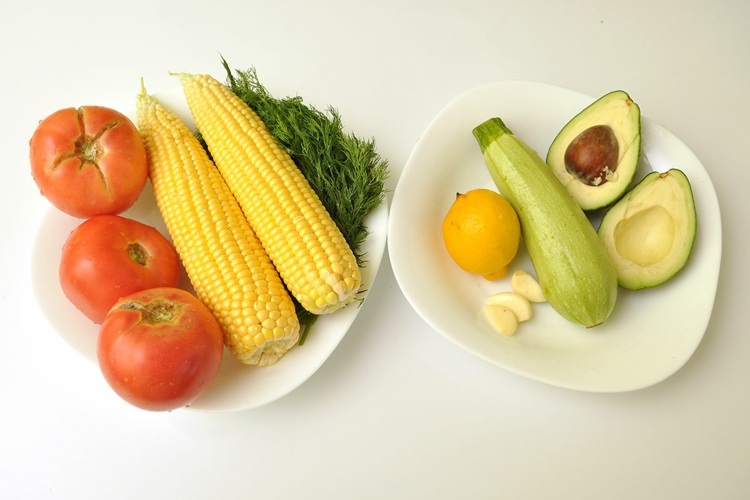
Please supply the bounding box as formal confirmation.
[472,117,617,328]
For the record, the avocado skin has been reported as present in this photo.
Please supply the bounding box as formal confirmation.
[598,169,697,290]
[546,90,642,211]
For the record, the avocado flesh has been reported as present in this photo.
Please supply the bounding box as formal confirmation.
[598,169,697,290]
[547,90,641,211]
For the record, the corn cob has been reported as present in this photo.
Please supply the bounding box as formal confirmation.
[136,84,300,366]
[176,73,361,315]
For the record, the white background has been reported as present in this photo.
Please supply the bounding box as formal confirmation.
[2,1,748,498]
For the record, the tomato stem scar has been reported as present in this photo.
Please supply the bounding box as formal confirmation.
[126,242,150,266]
[118,298,183,325]
[49,108,120,196]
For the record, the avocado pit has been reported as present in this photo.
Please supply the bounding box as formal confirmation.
[564,125,619,186]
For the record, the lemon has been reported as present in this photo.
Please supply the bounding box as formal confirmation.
[441,188,521,280]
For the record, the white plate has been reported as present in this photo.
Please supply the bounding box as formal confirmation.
[388,80,721,393]
[30,88,389,412]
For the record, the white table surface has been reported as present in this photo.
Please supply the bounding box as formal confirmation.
[2,1,748,498]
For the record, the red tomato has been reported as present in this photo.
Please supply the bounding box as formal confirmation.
[97,287,224,411]
[59,214,181,324]
[30,105,148,218]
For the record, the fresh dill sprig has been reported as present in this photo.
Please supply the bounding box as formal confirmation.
[217,57,389,343]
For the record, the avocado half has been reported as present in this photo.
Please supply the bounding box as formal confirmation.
[597,169,697,290]
[547,90,641,211]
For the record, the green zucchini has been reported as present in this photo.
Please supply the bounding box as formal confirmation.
[472,117,617,328]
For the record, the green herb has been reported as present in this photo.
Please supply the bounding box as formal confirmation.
[217,57,389,343]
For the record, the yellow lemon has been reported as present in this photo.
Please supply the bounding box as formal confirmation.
[441,188,521,280]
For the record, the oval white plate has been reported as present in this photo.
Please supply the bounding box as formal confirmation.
[30,88,389,412]
[388,81,721,393]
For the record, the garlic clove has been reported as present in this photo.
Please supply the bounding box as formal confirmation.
[511,270,546,303]
[485,291,533,322]
[480,304,519,336]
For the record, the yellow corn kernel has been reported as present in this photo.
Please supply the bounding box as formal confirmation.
[136,84,299,366]
[176,73,361,315]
